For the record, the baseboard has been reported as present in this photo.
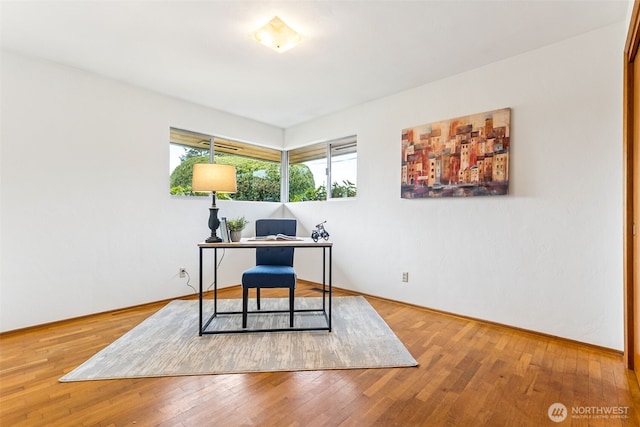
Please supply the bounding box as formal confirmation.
[0,291,212,337]
[346,287,623,357]
[0,281,623,356]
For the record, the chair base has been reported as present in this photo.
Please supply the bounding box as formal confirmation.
[242,287,295,328]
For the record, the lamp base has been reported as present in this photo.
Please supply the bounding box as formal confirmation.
[205,194,222,243]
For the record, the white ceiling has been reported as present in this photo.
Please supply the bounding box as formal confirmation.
[0,1,629,128]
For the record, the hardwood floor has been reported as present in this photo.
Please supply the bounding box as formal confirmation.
[1,283,639,426]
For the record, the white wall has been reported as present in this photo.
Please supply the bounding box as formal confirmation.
[285,22,626,350]
[0,50,284,331]
[0,21,627,351]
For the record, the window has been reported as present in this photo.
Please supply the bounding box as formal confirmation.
[169,128,211,196]
[287,136,357,202]
[329,139,357,198]
[169,127,282,202]
[169,128,356,203]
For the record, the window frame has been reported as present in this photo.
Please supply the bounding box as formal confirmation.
[286,135,357,203]
[169,127,282,202]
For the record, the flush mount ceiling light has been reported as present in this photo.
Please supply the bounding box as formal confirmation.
[252,16,302,53]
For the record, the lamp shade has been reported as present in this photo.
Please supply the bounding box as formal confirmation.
[192,163,237,193]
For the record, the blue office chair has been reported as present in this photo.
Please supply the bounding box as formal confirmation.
[242,219,297,328]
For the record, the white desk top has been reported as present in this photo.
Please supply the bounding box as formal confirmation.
[198,237,332,248]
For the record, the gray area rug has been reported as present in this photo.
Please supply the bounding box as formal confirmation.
[60,296,417,381]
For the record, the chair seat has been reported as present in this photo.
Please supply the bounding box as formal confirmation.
[242,265,296,288]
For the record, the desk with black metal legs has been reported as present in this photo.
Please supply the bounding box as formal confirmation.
[198,238,332,335]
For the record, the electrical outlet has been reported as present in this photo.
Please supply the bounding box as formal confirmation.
[179,268,186,278]
[402,272,409,282]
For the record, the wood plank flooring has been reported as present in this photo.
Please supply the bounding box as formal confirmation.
[1,283,639,426]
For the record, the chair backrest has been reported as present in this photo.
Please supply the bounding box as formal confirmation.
[255,219,296,266]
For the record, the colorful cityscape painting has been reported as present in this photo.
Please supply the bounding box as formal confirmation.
[401,108,511,198]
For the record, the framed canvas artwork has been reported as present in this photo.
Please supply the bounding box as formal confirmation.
[401,108,510,198]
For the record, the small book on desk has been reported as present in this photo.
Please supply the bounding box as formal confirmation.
[249,234,302,241]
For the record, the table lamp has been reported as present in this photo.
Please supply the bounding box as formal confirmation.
[192,163,237,243]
